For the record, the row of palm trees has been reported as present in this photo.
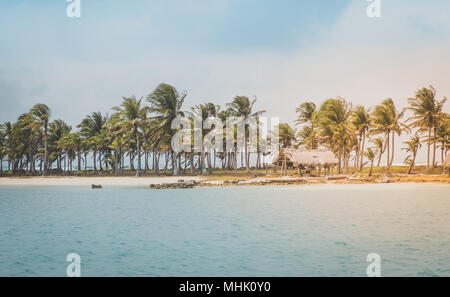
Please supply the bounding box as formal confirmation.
[293,86,449,175]
[0,83,265,176]
[0,84,448,176]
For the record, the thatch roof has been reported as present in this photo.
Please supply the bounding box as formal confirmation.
[266,149,338,167]
[285,149,338,167]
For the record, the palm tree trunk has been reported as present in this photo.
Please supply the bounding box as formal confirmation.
[200,146,206,176]
[154,152,159,175]
[369,160,374,177]
[144,149,148,173]
[390,132,395,168]
[93,150,97,174]
[427,126,431,172]
[337,151,342,175]
[245,137,250,173]
[432,126,437,169]
[359,132,366,172]
[77,150,81,175]
[386,132,390,174]
[84,153,88,174]
[172,151,179,176]
[115,145,120,175]
[136,130,141,177]
[99,152,103,172]
[377,150,382,168]
[355,135,361,169]
[207,152,212,174]
[408,152,417,175]
[43,125,48,176]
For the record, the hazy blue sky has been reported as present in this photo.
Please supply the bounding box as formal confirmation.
[1,0,449,162]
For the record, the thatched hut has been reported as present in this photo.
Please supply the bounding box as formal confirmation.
[284,149,338,169]
[266,149,338,176]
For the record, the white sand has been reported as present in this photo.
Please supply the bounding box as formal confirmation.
[0,176,203,187]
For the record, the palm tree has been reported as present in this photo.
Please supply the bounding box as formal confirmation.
[386,99,407,168]
[30,104,51,176]
[49,120,72,171]
[147,83,186,176]
[189,103,221,175]
[2,122,12,172]
[296,102,318,150]
[0,124,6,174]
[370,137,384,167]
[113,96,147,176]
[372,98,403,173]
[402,135,422,174]
[318,98,353,174]
[277,123,296,175]
[435,113,450,169]
[227,96,266,173]
[106,113,128,175]
[78,112,108,174]
[408,86,447,171]
[365,147,376,177]
[352,106,371,171]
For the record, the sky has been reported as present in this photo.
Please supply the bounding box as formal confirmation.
[1,0,449,163]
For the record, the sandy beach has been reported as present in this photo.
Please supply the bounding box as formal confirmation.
[0,176,202,187]
[0,174,448,187]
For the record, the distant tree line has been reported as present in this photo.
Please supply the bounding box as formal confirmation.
[0,84,448,176]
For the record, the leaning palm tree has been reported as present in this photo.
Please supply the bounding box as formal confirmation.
[78,112,108,174]
[147,84,186,176]
[408,86,447,171]
[352,105,371,171]
[0,124,6,173]
[372,98,398,173]
[30,104,51,176]
[365,147,376,177]
[435,113,450,169]
[296,102,319,150]
[402,135,422,174]
[227,96,266,173]
[113,96,147,176]
[318,97,353,174]
[49,120,72,171]
[385,99,407,168]
[370,137,384,168]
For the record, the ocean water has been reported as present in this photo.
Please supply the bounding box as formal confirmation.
[0,184,449,277]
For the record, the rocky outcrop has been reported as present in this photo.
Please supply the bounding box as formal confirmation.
[92,184,103,189]
[150,180,199,189]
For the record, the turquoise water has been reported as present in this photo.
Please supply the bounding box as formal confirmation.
[0,184,449,277]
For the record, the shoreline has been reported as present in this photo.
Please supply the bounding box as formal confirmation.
[0,174,448,187]
[0,176,202,187]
